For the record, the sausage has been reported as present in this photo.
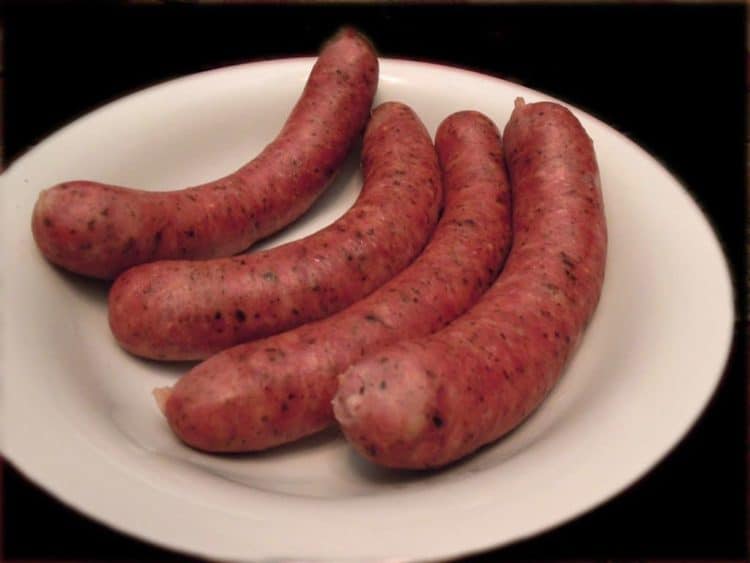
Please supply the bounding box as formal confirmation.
[110,101,443,361]
[157,110,513,451]
[30,27,378,279]
[333,99,608,469]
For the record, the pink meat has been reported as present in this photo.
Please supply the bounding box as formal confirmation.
[333,99,608,469]
[109,102,442,360]
[31,27,378,279]
[109,102,443,361]
[160,109,512,451]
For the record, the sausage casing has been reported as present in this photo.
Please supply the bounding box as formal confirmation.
[333,99,608,469]
[31,27,378,279]
[158,110,513,451]
[110,102,443,360]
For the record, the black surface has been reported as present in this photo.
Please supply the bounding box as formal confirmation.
[2,3,747,561]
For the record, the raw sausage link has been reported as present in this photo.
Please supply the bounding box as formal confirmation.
[111,101,443,361]
[31,27,378,279]
[157,110,512,451]
[333,99,608,469]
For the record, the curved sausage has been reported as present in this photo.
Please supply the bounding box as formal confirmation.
[157,110,512,451]
[333,99,608,469]
[110,101,442,361]
[31,27,378,279]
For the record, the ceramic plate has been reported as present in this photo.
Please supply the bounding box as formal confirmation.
[0,58,734,562]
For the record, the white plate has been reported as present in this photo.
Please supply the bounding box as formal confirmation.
[0,58,734,562]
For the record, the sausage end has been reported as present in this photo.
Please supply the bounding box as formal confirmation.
[153,386,172,416]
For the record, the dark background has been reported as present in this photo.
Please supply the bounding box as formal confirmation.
[1,3,747,561]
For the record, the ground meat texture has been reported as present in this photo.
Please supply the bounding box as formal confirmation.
[333,98,608,469]
[30,27,378,279]
[109,101,443,361]
[158,110,513,452]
